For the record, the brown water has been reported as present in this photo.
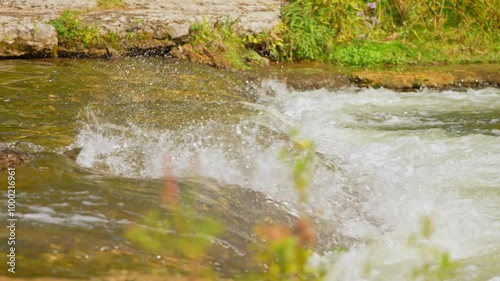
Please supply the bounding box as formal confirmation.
[0,58,287,278]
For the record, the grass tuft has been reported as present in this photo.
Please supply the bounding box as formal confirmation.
[96,0,126,9]
[49,10,101,49]
[172,17,266,69]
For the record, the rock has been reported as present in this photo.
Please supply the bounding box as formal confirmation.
[0,0,95,10]
[0,147,82,170]
[351,70,456,90]
[0,149,35,170]
[351,66,500,90]
[62,147,82,161]
[0,14,58,57]
[167,22,190,39]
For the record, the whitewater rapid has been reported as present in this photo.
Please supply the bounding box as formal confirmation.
[74,82,500,280]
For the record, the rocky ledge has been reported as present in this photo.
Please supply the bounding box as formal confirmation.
[248,63,500,91]
[0,0,283,58]
[350,64,500,90]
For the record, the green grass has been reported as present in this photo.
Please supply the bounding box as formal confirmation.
[332,41,416,65]
[49,10,121,51]
[48,10,101,49]
[97,0,126,9]
[251,0,499,66]
[174,18,266,69]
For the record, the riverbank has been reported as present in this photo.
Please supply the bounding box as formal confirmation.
[0,0,499,90]
[0,0,283,58]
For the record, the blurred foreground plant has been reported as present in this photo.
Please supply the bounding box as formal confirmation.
[126,158,223,278]
[125,133,326,280]
[408,215,458,281]
[252,130,325,281]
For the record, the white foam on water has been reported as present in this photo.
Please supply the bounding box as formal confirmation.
[20,212,108,227]
[258,82,500,280]
[73,82,500,279]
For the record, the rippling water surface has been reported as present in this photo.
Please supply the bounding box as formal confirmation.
[0,58,499,280]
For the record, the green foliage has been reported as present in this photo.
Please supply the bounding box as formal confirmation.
[279,0,337,61]
[97,0,126,9]
[126,209,222,262]
[277,0,381,62]
[253,232,325,281]
[124,132,324,280]
[49,10,126,52]
[381,0,498,41]
[333,41,415,65]
[251,131,324,281]
[243,24,285,59]
[251,0,499,65]
[47,0,499,64]
[126,177,223,278]
[280,129,317,204]
[408,215,459,281]
[49,10,101,49]
[180,17,265,69]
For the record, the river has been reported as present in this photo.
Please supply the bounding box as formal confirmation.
[0,58,499,280]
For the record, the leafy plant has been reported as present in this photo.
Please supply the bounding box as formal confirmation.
[126,160,223,278]
[333,41,415,65]
[243,24,285,59]
[408,215,458,281]
[252,131,324,281]
[260,0,499,64]
[49,10,101,49]
[173,17,266,69]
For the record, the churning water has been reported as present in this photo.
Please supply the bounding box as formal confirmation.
[74,79,500,280]
[1,59,499,280]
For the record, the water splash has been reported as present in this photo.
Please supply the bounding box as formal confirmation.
[72,81,500,279]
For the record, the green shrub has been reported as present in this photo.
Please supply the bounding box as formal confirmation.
[49,10,101,49]
[174,17,265,69]
[262,0,499,64]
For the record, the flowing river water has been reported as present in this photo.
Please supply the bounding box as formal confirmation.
[0,58,499,280]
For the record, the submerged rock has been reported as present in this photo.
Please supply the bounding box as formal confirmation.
[0,149,35,170]
[62,147,83,161]
[0,147,82,170]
